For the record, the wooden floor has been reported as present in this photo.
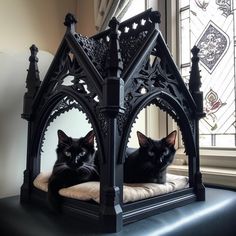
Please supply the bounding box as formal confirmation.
[0,187,236,236]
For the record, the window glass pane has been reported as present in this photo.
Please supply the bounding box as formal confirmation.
[121,0,145,21]
[180,17,190,64]
[181,65,190,84]
[180,0,190,9]
[179,0,236,148]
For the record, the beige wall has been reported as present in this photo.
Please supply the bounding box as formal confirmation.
[76,0,97,36]
[0,0,77,54]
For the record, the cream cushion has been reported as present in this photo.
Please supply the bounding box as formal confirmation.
[33,172,189,204]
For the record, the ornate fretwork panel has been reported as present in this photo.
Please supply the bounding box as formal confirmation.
[120,43,195,130]
[119,30,149,72]
[39,96,83,154]
[34,48,101,117]
[32,43,69,110]
[74,33,108,78]
[97,109,108,136]
[52,52,98,98]
[92,9,161,77]
[116,39,198,161]
[119,10,160,76]
[49,96,81,121]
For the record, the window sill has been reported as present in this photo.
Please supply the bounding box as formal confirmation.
[168,165,236,189]
[172,148,236,189]
[175,148,236,169]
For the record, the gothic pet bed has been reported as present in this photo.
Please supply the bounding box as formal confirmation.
[21,9,205,232]
[33,172,189,203]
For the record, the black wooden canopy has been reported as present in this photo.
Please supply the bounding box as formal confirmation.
[21,9,205,233]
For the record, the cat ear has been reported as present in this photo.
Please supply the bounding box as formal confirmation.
[165,130,177,147]
[85,130,95,146]
[137,131,149,147]
[57,130,70,144]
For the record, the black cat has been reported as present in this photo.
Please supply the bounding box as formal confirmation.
[124,130,177,184]
[48,130,99,210]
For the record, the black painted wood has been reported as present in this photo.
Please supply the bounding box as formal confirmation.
[21,9,205,233]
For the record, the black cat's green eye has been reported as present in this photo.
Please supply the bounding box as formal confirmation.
[163,148,169,155]
[79,150,86,156]
[148,151,155,157]
[64,151,71,157]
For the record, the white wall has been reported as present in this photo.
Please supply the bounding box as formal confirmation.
[41,109,93,172]
[0,51,53,198]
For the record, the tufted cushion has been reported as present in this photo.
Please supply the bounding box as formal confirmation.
[33,172,189,203]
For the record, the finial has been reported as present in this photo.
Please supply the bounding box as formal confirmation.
[30,44,38,55]
[189,45,201,93]
[150,11,161,24]
[102,16,125,116]
[191,45,200,61]
[189,46,205,117]
[26,44,40,91]
[108,17,119,31]
[64,13,77,31]
[106,17,123,77]
[29,44,38,63]
[22,44,41,120]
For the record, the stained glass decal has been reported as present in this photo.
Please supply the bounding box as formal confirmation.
[194,0,210,11]
[203,88,226,131]
[216,0,232,17]
[196,21,229,73]
[179,0,236,147]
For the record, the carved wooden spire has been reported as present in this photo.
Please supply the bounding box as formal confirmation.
[26,45,41,95]
[149,10,161,24]
[22,44,41,120]
[64,13,77,32]
[189,46,205,199]
[102,17,124,117]
[189,45,205,117]
[189,46,201,93]
[106,17,123,77]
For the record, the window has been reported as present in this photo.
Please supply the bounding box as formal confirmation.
[179,0,236,148]
[122,1,236,188]
[174,0,236,189]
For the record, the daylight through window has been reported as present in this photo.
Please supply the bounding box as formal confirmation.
[179,0,236,147]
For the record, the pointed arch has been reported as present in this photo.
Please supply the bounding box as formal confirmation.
[30,87,105,179]
[118,91,197,187]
